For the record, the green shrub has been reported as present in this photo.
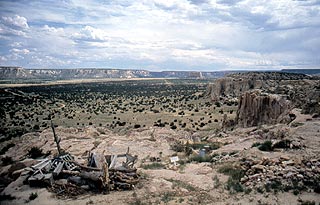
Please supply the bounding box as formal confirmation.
[218,164,245,181]
[273,139,291,149]
[258,140,273,152]
[257,186,264,193]
[213,175,221,188]
[29,192,38,200]
[293,189,300,195]
[27,147,44,159]
[291,122,304,127]
[271,180,282,190]
[0,143,15,155]
[1,156,13,165]
[170,141,185,152]
[244,188,252,194]
[218,164,245,193]
[226,178,244,193]
[141,163,165,170]
[161,192,174,203]
[167,179,196,191]
[0,194,16,201]
[188,155,212,163]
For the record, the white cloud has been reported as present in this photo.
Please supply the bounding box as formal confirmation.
[10,48,30,54]
[0,0,319,70]
[73,26,110,41]
[42,25,64,34]
[0,15,29,37]
[0,56,8,62]
[2,15,29,29]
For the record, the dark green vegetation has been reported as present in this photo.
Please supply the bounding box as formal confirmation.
[27,147,45,159]
[218,164,245,193]
[166,179,197,191]
[252,139,298,152]
[29,192,38,201]
[252,140,273,151]
[0,79,237,141]
[141,162,165,170]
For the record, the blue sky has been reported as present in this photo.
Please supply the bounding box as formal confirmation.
[0,0,319,71]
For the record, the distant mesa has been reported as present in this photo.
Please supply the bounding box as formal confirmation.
[282,69,320,76]
[1,66,319,80]
[0,66,230,80]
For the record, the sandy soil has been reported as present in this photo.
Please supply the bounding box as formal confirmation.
[1,111,320,205]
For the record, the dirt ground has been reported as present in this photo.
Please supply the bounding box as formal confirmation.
[0,109,320,205]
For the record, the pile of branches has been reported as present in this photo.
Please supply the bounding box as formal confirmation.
[26,148,139,198]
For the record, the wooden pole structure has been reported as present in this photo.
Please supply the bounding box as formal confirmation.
[51,120,62,155]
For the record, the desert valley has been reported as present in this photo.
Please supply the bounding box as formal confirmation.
[0,67,319,205]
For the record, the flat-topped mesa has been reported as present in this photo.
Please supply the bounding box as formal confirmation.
[236,90,292,127]
[0,66,33,79]
[0,66,226,79]
[206,72,319,102]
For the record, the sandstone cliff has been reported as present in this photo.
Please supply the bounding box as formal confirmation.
[236,90,292,127]
[206,77,265,101]
[206,72,319,102]
[0,67,225,80]
[207,72,320,116]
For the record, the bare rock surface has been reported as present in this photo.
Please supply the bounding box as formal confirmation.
[206,72,320,116]
[1,112,319,205]
[236,90,291,127]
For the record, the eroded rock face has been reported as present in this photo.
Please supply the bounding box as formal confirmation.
[302,85,320,115]
[206,77,264,101]
[206,72,320,112]
[236,90,291,127]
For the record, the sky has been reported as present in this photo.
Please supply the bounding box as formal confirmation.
[0,0,319,71]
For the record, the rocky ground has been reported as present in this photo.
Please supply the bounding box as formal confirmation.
[0,108,319,205]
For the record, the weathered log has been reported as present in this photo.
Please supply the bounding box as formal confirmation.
[70,160,101,171]
[102,162,110,192]
[51,120,62,155]
[89,153,106,169]
[61,170,80,176]
[79,170,110,191]
[109,155,117,169]
[53,161,64,177]
[124,154,138,168]
[29,173,53,187]
[110,166,137,173]
[80,171,103,182]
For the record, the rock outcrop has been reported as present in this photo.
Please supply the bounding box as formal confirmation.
[236,90,292,127]
[206,72,319,102]
[206,72,320,115]
[206,77,265,101]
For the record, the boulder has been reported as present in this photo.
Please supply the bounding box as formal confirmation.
[236,90,292,127]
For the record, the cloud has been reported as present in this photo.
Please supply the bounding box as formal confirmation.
[0,0,319,70]
[2,15,29,29]
[10,48,30,55]
[42,25,64,34]
[0,15,29,37]
[72,26,109,42]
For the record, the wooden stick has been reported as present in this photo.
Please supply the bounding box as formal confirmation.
[51,120,62,155]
